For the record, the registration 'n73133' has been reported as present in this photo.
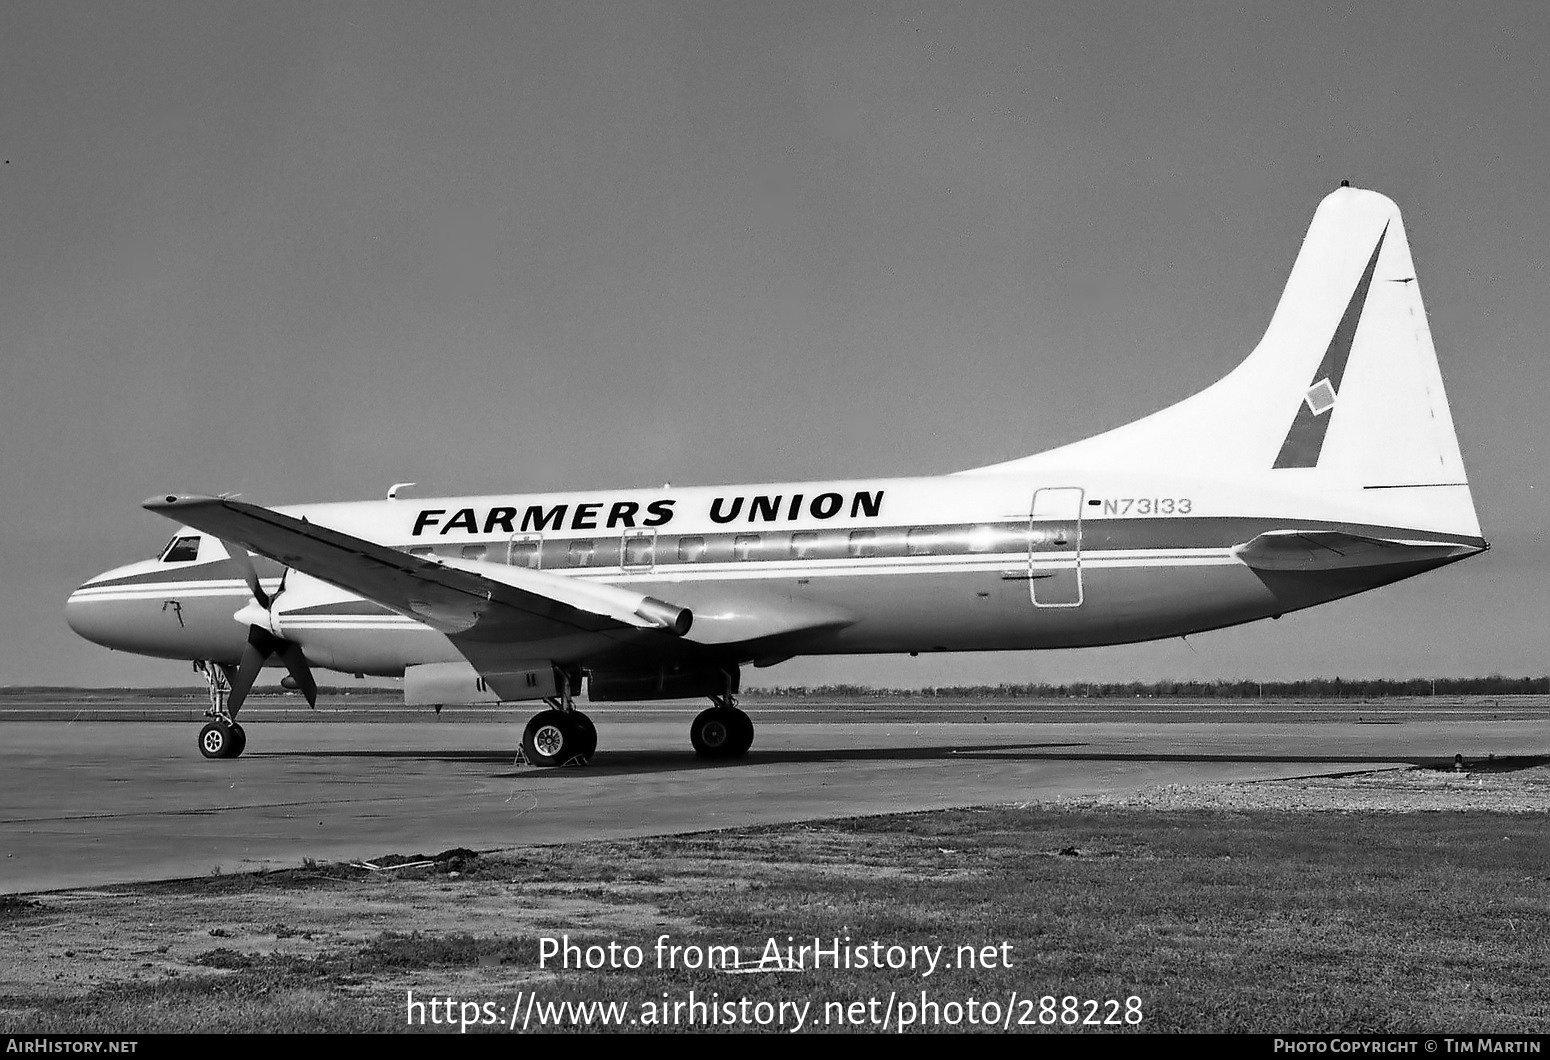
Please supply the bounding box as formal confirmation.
[1101,498,1193,516]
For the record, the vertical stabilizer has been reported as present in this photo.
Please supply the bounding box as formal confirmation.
[962,186,1480,538]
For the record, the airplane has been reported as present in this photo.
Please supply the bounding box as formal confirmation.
[66,184,1487,765]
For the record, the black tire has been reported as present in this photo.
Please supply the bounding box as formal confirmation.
[571,711,598,759]
[691,707,750,759]
[522,709,586,767]
[198,721,234,759]
[228,723,247,758]
[726,709,754,756]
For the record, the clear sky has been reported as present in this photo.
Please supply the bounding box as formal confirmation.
[3,1,1547,689]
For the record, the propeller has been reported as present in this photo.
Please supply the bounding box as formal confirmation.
[223,540,317,712]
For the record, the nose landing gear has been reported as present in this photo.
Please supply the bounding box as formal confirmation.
[194,660,247,759]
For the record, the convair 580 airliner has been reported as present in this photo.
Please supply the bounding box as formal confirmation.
[67,186,1486,764]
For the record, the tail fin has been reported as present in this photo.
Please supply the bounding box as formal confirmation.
[961,185,1481,538]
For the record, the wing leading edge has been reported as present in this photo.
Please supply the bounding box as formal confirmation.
[143,495,692,656]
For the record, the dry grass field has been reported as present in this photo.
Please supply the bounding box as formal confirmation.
[3,760,1546,1034]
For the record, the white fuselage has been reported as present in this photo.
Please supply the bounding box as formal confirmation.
[66,469,1481,683]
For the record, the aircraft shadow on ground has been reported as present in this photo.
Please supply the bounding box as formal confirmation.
[264,745,1549,778]
[269,742,1089,772]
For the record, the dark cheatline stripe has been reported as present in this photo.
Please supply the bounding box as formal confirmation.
[1273,224,1389,469]
[82,561,245,591]
[80,555,287,591]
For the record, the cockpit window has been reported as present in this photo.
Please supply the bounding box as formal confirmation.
[161,536,201,563]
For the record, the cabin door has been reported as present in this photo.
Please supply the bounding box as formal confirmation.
[1029,487,1084,607]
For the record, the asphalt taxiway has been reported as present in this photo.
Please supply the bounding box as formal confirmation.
[2,699,1546,894]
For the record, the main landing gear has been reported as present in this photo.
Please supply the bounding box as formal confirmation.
[690,694,754,760]
[519,677,595,767]
[515,685,755,766]
[194,660,247,759]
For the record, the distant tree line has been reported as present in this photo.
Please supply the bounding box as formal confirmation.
[754,676,1550,699]
[0,685,396,698]
[6,675,1550,699]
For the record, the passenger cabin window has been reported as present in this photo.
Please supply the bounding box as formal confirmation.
[408,546,434,558]
[848,530,878,558]
[678,536,706,562]
[905,528,938,556]
[161,536,200,563]
[461,545,488,561]
[789,531,819,559]
[623,536,654,567]
[733,534,760,561]
[508,540,540,569]
[568,540,595,567]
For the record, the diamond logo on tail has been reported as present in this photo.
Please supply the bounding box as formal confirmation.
[1304,378,1337,416]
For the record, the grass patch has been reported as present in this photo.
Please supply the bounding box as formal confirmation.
[5,808,1547,1033]
[0,896,51,921]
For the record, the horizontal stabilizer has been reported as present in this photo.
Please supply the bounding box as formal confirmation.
[1234,530,1483,572]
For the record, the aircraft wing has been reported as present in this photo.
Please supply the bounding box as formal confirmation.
[1233,529,1481,572]
[143,495,693,648]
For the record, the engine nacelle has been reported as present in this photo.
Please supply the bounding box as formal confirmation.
[587,665,738,702]
[403,660,561,706]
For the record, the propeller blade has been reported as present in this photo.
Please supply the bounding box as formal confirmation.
[226,627,278,715]
[223,540,269,609]
[274,640,318,708]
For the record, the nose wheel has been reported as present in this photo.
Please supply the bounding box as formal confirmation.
[198,719,246,759]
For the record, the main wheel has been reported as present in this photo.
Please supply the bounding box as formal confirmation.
[522,709,587,767]
[691,707,752,759]
[571,711,598,759]
[726,709,754,756]
[228,722,247,758]
[198,720,237,759]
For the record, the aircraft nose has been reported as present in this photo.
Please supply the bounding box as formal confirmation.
[65,559,166,650]
[65,578,114,647]
[67,559,251,664]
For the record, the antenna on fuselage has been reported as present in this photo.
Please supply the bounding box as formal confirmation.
[387,482,416,500]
